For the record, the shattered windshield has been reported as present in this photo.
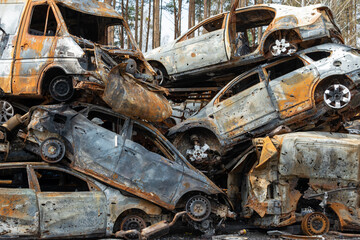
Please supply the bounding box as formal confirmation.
[57,4,135,50]
[0,3,25,35]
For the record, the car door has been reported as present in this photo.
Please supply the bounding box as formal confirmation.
[13,1,59,95]
[172,15,227,74]
[0,2,26,94]
[212,70,278,139]
[114,121,184,207]
[0,166,39,237]
[264,56,319,119]
[31,167,107,239]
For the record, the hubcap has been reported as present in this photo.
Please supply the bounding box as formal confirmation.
[324,84,351,109]
[271,39,296,56]
[186,144,210,162]
[0,100,14,124]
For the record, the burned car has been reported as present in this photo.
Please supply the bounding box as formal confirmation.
[0,0,171,123]
[0,162,170,239]
[168,43,360,174]
[229,132,360,235]
[145,4,343,86]
[5,103,235,234]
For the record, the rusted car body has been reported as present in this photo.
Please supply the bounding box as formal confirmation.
[0,162,170,239]
[231,132,360,235]
[145,4,343,86]
[10,103,234,233]
[168,43,360,174]
[0,0,171,123]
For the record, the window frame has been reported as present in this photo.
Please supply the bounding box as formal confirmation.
[177,15,226,43]
[261,56,308,81]
[29,166,100,193]
[129,120,183,164]
[27,2,59,37]
[0,165,32,189]
[214,68,262,105]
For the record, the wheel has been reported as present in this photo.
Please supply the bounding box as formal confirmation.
[0,100,14,124]
[270,39,297,56]
[185,195,212,222]
[40,137,66,163]
[324,84,351,109]
[120,215,146,240]
[49,76,74,102]
[301,212,330,236]
[151,66,168,86]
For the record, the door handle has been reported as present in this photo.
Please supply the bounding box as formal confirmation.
[21,43,29,49]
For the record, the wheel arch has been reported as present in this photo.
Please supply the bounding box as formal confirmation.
[262,29,302,55]
[171,125,223,156]
[312,74,354,104]
[38,66,69,95]
[148,61,169,76]
[112,208,150,233]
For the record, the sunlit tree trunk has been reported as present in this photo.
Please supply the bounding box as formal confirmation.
[153,0,160,48]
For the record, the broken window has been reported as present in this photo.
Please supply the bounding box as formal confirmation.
[35,169,90,192]
[87,110,125,134]
[131,123,175,160]
[180,16,224,41]
[29,4,57,36]
[219,72,260,102]
[57,4,134,48]
[305,51,331,61]
[112,25,135,50]
[0,168,28,188]
[234,9,275,55]
[0,3,25,35]
[264,57,305,81]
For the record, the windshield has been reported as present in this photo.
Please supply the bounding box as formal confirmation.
[57,4,136,50]
[0,3,25,35]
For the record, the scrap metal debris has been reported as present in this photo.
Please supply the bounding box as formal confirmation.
[1,0,360,239]
[0,0,171,122]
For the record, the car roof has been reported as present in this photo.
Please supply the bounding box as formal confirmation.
[178,4,328,41]
[54,0,123,19]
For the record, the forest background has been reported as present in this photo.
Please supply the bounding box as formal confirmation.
[101,0,359,52]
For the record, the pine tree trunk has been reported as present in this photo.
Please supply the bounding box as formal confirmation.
[153,0,160,48]
[204,0,208,19]
[177,0,182,38]
[146,0,152,51]
[135,0,139,42]
[139,0,144,50]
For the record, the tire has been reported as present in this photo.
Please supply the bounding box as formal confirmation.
[49,76,74,102]
[301,212,330,236]
[151,64,169,86]
[120,215,147,240]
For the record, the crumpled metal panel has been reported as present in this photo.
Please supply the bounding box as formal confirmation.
[277,132,360,180]
[102,66,172,122]
[0,188,39,237]
[54,0,122,18]
[243,132,360,230]
[25,104,224,211]
[38,191,107,238]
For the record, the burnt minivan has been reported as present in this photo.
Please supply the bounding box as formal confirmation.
[0,0,171,124]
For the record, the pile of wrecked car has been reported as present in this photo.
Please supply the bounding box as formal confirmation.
[1,0,360,239]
